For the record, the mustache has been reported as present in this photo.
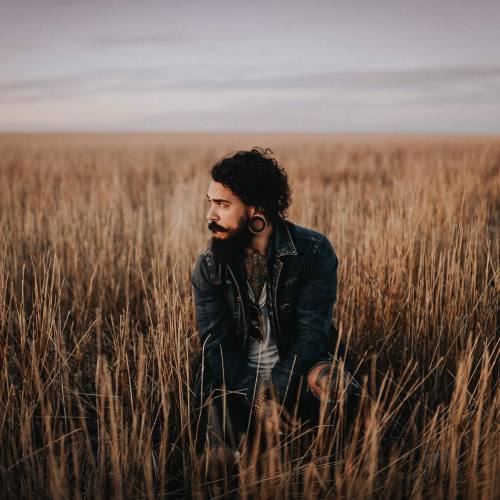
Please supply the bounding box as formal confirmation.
[208,221,228,232]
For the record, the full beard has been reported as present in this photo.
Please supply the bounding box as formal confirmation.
[209,217,253,265]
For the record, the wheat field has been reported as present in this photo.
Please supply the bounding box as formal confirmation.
[0,133,498,499]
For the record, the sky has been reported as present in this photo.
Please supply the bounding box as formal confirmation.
[1,0,499,133]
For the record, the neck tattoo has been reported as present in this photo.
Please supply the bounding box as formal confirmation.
[244,250,268,303]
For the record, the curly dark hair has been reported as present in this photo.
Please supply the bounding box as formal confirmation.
[210,148,292,222]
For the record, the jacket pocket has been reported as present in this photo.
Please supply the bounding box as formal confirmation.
[277,296,297,345]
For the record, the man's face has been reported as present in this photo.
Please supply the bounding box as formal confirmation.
[206,180,250,240]
[206,180,254,262]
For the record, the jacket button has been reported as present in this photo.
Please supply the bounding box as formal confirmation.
[281,303,291,312]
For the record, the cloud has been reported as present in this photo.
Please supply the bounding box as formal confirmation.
[195,65,500,101]
[1,64,499,109]
[90,32,199,47]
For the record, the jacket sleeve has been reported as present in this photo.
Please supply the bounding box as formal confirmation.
[269,236,338,407]
[191,254,259,409]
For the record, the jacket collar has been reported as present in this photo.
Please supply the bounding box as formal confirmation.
[271,218,298,258]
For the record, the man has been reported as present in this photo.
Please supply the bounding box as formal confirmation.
[191,148,356,488]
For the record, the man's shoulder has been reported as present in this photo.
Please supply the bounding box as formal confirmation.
[193,246,217,271]
[285,220,327,244]
[191,246,222,286]
[284,220,338,266]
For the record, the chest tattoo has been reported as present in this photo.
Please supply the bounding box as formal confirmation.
[244,250,268,303]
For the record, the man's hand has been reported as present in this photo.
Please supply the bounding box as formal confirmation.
[307,363,333,401]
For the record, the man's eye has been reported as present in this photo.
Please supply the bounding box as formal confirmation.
[206,199,228,207]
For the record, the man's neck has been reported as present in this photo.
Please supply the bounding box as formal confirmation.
[244,221,274,259]
[243,222,274,301]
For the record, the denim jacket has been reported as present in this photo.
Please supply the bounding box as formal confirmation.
[191,218,346,410]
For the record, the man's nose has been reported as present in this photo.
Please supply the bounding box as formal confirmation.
[206,206,218,221]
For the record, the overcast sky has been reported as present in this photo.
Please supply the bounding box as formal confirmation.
[1,0,499,133]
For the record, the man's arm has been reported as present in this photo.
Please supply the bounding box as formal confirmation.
[191,254,259,409]
[269,235,338,407]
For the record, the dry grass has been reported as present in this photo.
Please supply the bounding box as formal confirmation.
[0,133,498,499]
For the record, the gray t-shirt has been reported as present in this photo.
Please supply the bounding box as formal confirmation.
[245,280,280,387]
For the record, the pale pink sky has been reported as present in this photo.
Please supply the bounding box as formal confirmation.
[1,0,499,132]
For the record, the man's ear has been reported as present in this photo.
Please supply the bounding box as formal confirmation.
[248,206,258,217]
[251,206,265,217]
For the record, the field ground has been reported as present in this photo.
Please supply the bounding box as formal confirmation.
[0,133,498,498]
